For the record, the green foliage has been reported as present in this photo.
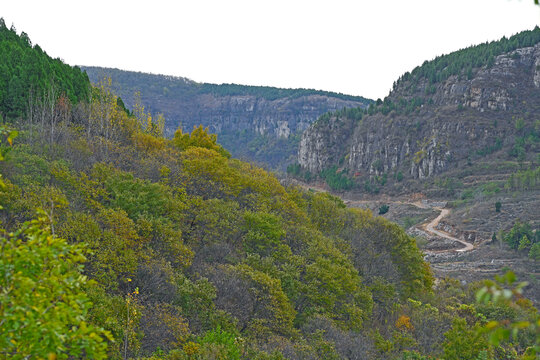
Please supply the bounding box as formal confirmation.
[243,211,286,256]
[476,271,539,359]
[286,163,301,176]
[0,20,90,118]
[481,182,501,196]
[286,162,314,182]
[319,165,354,191]
[375,96,426,116]
[529,243,540,260]
[401,351,431,359]
[495,201,501,213]
[502,221,539,258]
[197,326,241,360]
[476,137,503,156]
[0,124,17,188]
[105,169,171,219]
[505,167,540,191]
[0,215,111,359]
[394,27,540,91]
[316,106,365,127]
[232,263,296,335]
[378,204,389,215]
[442,318,489,360]
[200,83,371,102]
[173,125,231,158]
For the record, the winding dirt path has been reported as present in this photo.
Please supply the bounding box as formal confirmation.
[293,181,474,253]
[421,208,474,253]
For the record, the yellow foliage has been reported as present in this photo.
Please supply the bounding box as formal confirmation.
[173,125,230,158]
[132,132,165,153]
[396,315,413,331]
[183,341,200,356]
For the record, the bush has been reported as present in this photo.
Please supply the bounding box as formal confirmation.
[529,243,540,260]
[495,201,501,212]
[0,216,111,358]
[378,204,389,215]
[320,166,354,191]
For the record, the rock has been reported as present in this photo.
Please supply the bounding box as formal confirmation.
[298,42,540,180]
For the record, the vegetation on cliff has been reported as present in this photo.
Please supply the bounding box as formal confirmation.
[393,26,540,91]
[82,66,372,103]
[294,28,540,194]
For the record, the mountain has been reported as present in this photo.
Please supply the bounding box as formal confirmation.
[81,66,372,169]
[296,28,540,194]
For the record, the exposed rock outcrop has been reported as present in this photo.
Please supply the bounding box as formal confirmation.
[299,42,540,181]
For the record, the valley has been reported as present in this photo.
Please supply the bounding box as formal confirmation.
[290,179,539,304]
[0,17,538,360]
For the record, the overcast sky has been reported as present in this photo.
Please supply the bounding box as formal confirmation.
[2,0,540,99]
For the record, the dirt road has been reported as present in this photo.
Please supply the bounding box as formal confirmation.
[422,208,474,252]
[294,181,474,253]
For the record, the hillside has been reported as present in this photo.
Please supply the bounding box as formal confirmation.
[81,66,372,169]
[292,28,540,308]
[296,28,540,192]
[0,19,90,119]
[3,71,537,360]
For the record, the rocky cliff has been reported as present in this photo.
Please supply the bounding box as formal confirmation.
[81,66,371,169]
[298,29,540,191]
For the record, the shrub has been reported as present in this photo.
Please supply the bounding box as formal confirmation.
[379,204,389,215]
[0,216,111,358]
[529,243,540,260]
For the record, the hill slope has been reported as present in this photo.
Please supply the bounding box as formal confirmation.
[297,28,540,193]
[81,66,372,169]
[0,19,90,119]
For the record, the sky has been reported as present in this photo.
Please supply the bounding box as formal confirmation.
[2,0,540,99]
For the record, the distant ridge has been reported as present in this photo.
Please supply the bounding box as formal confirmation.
[82,66,373,169]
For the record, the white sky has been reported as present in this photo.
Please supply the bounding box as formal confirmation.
[2,0,540,99]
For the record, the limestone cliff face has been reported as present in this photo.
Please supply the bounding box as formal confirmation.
[299,43,540,180]
[394,44,540,111]
[298,116,356,174]
[177,93,362,140]
[82,66,371,169]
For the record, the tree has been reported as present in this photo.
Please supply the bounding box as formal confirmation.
[476,271,539,360]
[173,125,231,158]
[379,204,389,215]
[495,201,501,213]
[442,318,490,360]
[0,215,111,359]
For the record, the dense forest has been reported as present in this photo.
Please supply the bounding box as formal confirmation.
[0,22,539,360]
[0,20,90,119]
[393,26,540,92]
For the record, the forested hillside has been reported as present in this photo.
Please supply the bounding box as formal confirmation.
[1,23,538,360]
[0,20,90,119]
[81,66,372,170]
